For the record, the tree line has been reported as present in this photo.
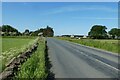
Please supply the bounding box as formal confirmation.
[88,25,120,39]
[0,24,119,39]
[0,25,54,37]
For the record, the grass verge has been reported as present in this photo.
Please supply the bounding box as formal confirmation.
[14,38,48,79]
[57,37,119,54]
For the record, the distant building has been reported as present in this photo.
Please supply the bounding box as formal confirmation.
[38,32,43,36]
[83,35,87,38]
[74,35,84,38]
[61,35,71,37]
[62,34,88,39]
[70,35,74,38]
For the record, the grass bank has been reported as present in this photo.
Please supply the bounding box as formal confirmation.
[14,38,48,79]
[57,37,119,54]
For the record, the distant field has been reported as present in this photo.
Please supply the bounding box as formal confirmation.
[57,37,119,54]
[2,37,35,52]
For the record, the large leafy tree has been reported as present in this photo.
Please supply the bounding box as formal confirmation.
[2,25,20,36]
[30,26,54,37]
[44,26,54,37]
[2,25,18,32]
[109,28,120,39]
[23,29,30,36]
[88,25,107,39]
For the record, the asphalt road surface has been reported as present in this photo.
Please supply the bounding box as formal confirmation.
[47,38,119,78]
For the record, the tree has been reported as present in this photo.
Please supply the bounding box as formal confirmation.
[109,28,120,39]
[2,25,20,36]
[23,29,29,36]
[88,25,107,39]
[33,26,54,37]
[45,26,54,37]
[2,25,18,32]
[117,29,120,37]
[0,26,1,32]
[22,26,54,37]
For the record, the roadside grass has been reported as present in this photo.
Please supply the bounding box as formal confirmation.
[0,37,2,72]
[14,38,47,79]
[57,37,119,54]
[1,37,38,72]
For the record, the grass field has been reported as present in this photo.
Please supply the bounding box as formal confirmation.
[57,37,119,54]
[14,38,47,79]
[2,37,35,52]
[1,37,37,72]
[1,37,47,79]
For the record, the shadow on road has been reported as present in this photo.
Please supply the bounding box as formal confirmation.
[45,41,55,80]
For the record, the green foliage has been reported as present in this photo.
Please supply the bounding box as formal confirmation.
[14,39,47,79]
[109,28,120,39]
[43,26,54,37]
[2,25,18,32]
[1,25,21,36]
[23,29,30,36]
[30,26,54,37]
[88,25,108,39]
[1,25,54,37]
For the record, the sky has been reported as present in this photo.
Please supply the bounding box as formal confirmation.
[2,2,118,36]
[1,0,120,2]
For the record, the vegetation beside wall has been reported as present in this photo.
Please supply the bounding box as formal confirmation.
[14,39,47,79]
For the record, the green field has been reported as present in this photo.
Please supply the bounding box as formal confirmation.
[2,37,35,52]
[1,37,37,72]
[1,37,47,79]
[57,37,119,54]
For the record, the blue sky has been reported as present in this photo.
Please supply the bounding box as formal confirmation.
[2,0,120,2]
[2,2,118,35]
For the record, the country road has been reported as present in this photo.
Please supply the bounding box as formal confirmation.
[47,38,119,78]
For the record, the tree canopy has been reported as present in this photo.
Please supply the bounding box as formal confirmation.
[23,29,30,36]
[1,25,20,36]
[108,28,120,39]
[88,25,108,39]
[31,26,54,37]
[43,26,54,37]
[2,25,18,32]
[1,25,54,37]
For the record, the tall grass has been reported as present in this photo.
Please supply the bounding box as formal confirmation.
[14,38,47,79]
[0,37,2,73]
[58,37,119,54]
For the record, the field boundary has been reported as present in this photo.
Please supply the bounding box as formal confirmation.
[0,42,38,80]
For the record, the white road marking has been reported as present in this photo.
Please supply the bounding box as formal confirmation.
[80,51,119,71]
